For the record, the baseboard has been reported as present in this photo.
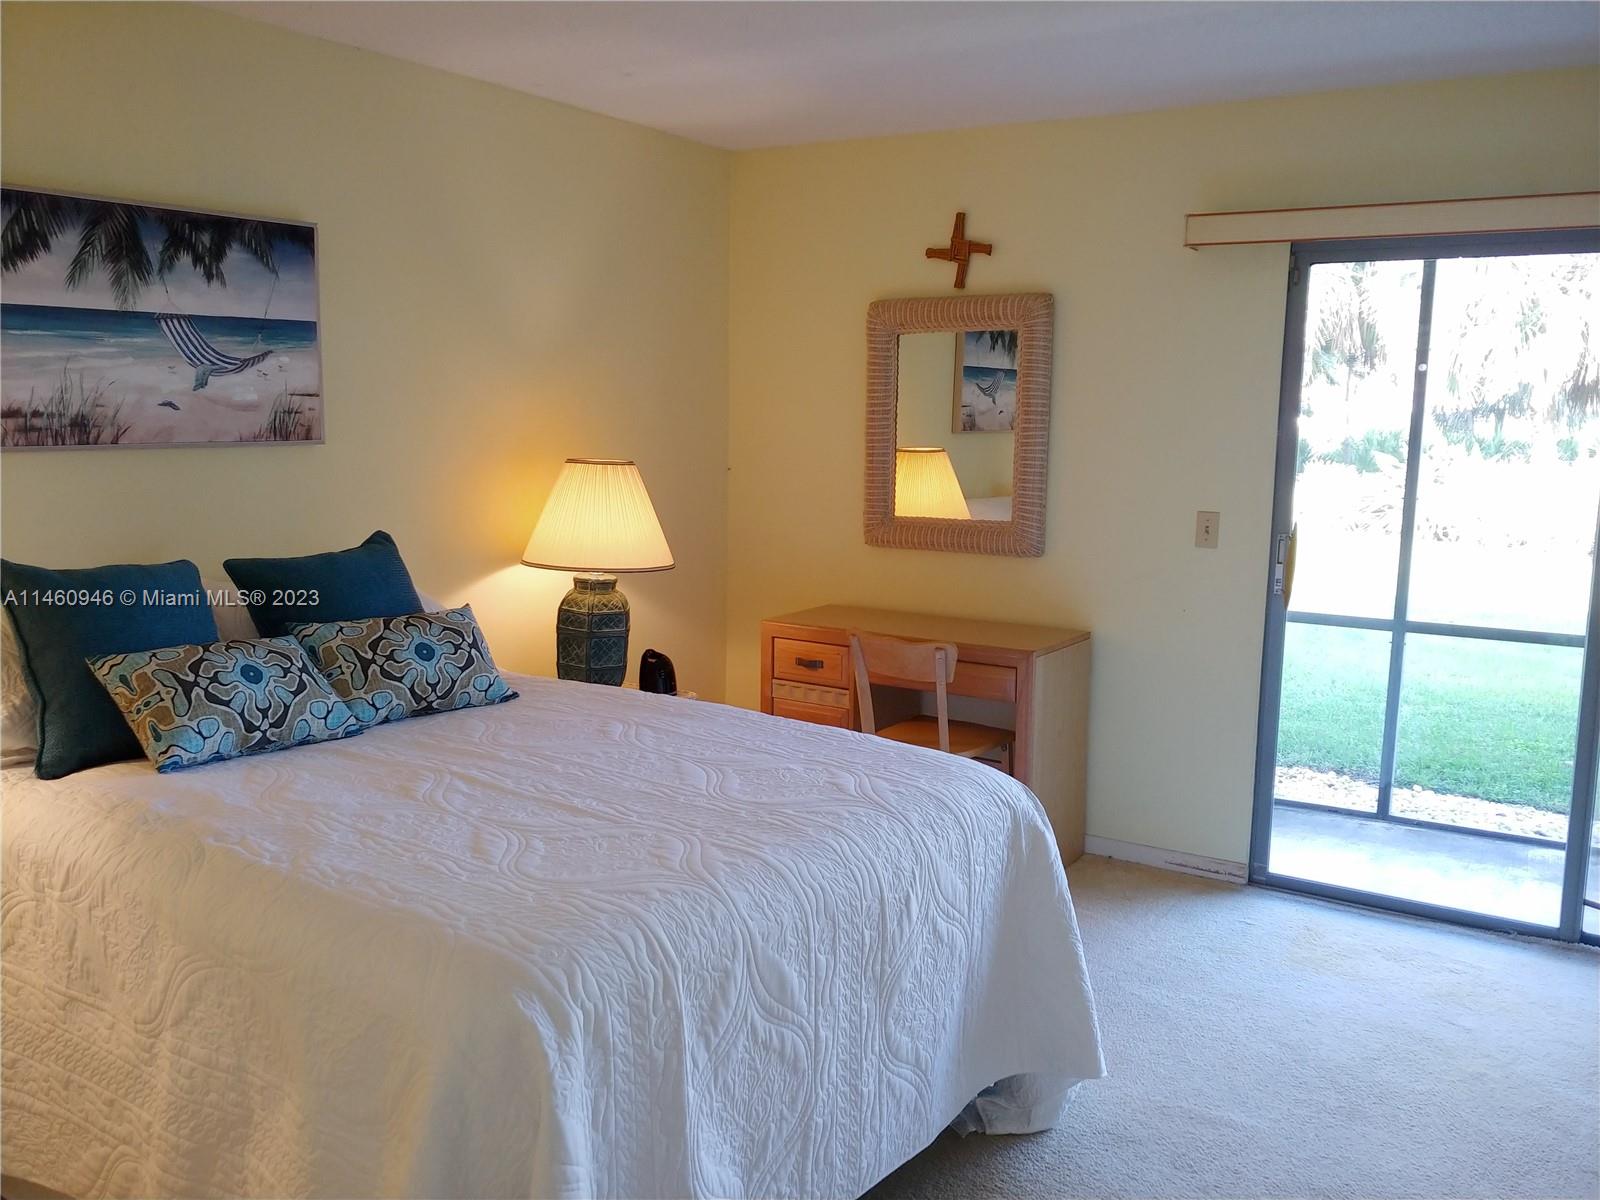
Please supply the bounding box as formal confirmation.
[1082,836,1247,884]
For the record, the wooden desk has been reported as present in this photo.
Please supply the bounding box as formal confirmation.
[759,605,1090,864]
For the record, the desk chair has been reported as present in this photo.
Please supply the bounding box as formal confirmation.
[848,631,1013,772]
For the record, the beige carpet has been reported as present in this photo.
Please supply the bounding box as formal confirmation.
[866,856,1599,1200]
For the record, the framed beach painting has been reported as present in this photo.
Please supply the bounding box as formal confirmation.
[953,328,1019,433]
[1,187,321,449]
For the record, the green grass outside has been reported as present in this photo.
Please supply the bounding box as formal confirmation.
[1277,624,1583,813]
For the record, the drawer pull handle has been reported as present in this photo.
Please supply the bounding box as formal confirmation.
[796,657,825,670]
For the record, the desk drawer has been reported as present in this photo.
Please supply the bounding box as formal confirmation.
[772,679,850,709]
[951,661,1017,703]
[871,660,1017,703]
[773,638,849,687]
[773,698,854,729]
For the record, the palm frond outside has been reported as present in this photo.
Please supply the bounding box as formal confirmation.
[1432,256,1597,443]
[1308,262,1387,411]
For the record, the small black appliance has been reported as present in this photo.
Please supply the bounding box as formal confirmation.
[639,648,677,695]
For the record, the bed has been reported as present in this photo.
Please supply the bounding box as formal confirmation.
[1,674,1104,1199]
[963,495,1014,523]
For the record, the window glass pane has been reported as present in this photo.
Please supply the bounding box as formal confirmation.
[1275,623,1389,814]
[1408,254,1600,634]
[1288,260,1422,619]
[1391,636,1580,843]
[1273,628,1567,928]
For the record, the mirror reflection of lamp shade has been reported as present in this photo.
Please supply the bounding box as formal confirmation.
[894,447,970,519]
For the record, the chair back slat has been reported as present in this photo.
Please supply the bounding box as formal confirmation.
[850,632,878,735]
[848,631,960,752]
[849,631,958,684]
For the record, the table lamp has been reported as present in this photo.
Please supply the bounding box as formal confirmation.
[895,447,971,519]
[522,458,674,685]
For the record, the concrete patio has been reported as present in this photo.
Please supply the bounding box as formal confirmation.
[1266,802,1593,929]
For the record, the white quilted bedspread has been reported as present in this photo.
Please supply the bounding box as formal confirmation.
[2,675,1104,1199]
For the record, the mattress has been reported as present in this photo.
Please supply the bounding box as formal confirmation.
[2,674,1104,1199]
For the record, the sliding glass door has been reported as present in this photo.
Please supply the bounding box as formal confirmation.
[1251,230,1600,942]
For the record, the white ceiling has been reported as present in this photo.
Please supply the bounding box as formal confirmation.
[220,1,1600,150]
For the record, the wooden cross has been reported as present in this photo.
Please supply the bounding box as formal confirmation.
[925,211,992,289]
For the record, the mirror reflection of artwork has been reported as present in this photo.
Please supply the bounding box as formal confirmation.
[955,329,1018,433]
[897,331,1014,524]
[1,187,321,450]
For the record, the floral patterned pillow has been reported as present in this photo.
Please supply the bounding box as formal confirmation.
[289,605,517,728]
[87,638,363,772]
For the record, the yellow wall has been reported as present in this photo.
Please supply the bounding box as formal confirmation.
[726,68,1600,863]
[0,3,732,696]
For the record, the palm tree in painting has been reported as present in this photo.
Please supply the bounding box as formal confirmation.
[982,330,1019,360]
[0,189,313,310]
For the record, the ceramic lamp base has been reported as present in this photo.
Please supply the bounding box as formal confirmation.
[556,574,630,685]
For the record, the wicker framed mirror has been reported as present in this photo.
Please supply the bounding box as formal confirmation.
[864,292,1053,556]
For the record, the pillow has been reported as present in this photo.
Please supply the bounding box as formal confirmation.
[87,637,363,772]
[0,558,219,779]
[223,530,422,638]
[203,578,260,642]
[1,610,38,767]
[290,605,516,727]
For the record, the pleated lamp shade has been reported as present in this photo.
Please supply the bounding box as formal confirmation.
[522,459,674,573]
[894,448,971,520]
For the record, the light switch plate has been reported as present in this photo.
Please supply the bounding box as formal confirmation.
[1195,511,1220,549]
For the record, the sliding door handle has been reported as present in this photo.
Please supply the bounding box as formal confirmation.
[1272,526,1298,604]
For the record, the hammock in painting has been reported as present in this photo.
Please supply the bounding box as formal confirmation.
[975,370,1007,399]
[155,314,273,391]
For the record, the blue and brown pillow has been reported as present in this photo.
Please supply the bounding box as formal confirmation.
[87,638,363,772]
[289,605,517,727]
